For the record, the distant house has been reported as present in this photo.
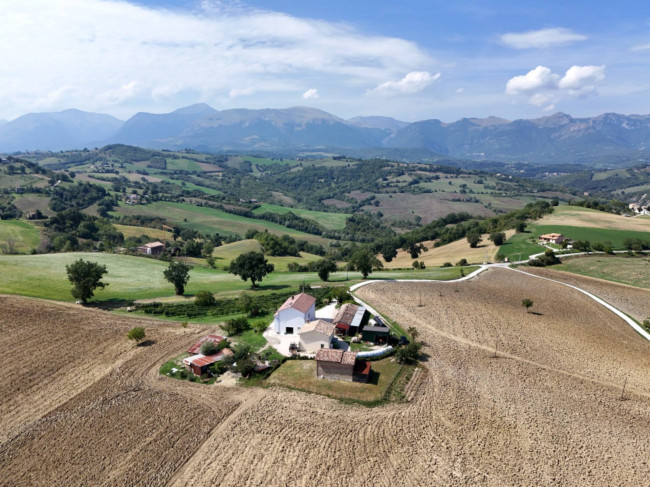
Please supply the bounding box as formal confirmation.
[538,233,565,245]
[137,241,166,255]
[183,348,233,376]
[361,317,391,344]
[273,293,316,335]
[315,349,370,383]
[333,303,366,336]
[299,319,335,352]
[125,193,139,205]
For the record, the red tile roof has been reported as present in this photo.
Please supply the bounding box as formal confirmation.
[315,349,357,365]
[184,348,233,368]
[187,334,226,354]
[333,303,359,326]
[277,293,316,314]
[299,319,335,336]
[353,360,371,375]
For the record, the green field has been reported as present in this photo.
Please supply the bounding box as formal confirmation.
[112,201,332,245]
[253,203,349,230]
[267,357,402,403]
[212,239,322,271]
[554,255,650,289]
[0,220,41,253]
[0,252,474,303]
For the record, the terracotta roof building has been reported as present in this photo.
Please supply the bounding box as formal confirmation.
[137,241,166,255]
[187,334,226,355]
[298,319,336,352]
[315,349,367,382]
[538,233,565,245]
[273,293,316,335]
[333,303,366,336]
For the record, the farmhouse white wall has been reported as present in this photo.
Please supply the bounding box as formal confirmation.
[299,331,333,352]
[273,306,315,334]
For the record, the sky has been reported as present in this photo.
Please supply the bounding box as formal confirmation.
[2,0,650,122]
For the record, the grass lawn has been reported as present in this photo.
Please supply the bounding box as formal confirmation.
[212,239,322,271]
[554,255,650,289]
[267,357,402,403]
[0,252,477,303]
[112,201,331,246]
[234,328,267,351]
[113,224,172,241]
[499,231,546,261]
[253,204,349,231]
[0,220,41,253]
[532,225,650,249]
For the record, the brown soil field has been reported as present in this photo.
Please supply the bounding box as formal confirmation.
[521,266,650,322]
[2,266,650,486]
[381,230,515,268]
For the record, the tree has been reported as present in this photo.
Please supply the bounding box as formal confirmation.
[402,239,427,259]
[515,221,527,233]
[522,298,534,313]
[202,241,214,258]
[126,326,145,343]
[467,232,482,248]
[349,247,383,279]
[380,243,397,263]
[407,326,419,341]
[221,316,249,336]
[396,342,422,364]
[228,251,274,288]
[66,259,108,304]
[163,261,192,295]
[489,232,506,246]
[316,258,338,282]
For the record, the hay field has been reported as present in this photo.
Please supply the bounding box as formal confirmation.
[539,205,650,232]
[3,266,649,486]
[381,230,515,268]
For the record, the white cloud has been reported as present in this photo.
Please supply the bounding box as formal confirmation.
[505,65,606,110]
[558,65,606,95]
[631,43,650,52]
[302,88,319,100]
[0,0,432,118]
[505,66,559,95]
[500,28,587,49]
[369,71,440,96]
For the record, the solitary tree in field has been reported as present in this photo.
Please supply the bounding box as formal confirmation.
[407,326,420,341]
[467,232,482,248]
[349,246,383,279]
[164,260,192,295]
[316,258,338,282]
[489,232,506,246]
[126,326,146,343]
[522,298,534,313]
[66,259,108,304]
[228,251,274,288]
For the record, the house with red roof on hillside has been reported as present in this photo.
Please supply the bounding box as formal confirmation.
[273,293,316,335]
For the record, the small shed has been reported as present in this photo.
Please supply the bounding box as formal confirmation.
[361,319,390,344]
[183,348,233,376]
[333,303,366,336]
[298,320,335,352]
[353,360,371,383]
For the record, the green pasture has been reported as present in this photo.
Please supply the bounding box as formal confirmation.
[0,252,474,303]
[554,255,650,289]
[0,220,41,253]
[252,203,349,230]
[212,239,322,271]
[112,201,331,245]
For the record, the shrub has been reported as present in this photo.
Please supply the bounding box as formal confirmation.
[456,258,468,266]
[195,290,216,307]
[126,326,145,343]
[221,316,249,336]
[642,319,650,333]
[200,340,220,356]
[442,262,452,267]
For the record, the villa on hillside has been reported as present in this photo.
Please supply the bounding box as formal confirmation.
[273,293,316,335]
[137,241,166,255]
[538,233,565,245]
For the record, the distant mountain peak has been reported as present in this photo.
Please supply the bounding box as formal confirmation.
[172,103,217,115]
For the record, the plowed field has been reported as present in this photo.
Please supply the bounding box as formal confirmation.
[2,266,649,486]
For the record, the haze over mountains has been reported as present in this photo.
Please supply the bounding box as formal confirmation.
[2,104,650,166]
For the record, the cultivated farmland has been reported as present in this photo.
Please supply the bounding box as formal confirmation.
[1,267,648,486]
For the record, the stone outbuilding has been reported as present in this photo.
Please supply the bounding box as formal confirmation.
[333,303,366,336]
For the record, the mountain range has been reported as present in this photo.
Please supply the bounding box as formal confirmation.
[2,104,650,166]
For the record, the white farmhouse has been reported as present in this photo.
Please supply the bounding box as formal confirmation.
[299,320,335,352]
[273,293,316,335]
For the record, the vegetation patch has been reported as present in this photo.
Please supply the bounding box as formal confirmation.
[0,220,41,254]
[554,255,650,289]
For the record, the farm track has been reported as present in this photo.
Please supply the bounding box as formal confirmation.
[1,266,650,486]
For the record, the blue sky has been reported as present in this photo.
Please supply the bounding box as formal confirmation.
[2,0,650,122]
